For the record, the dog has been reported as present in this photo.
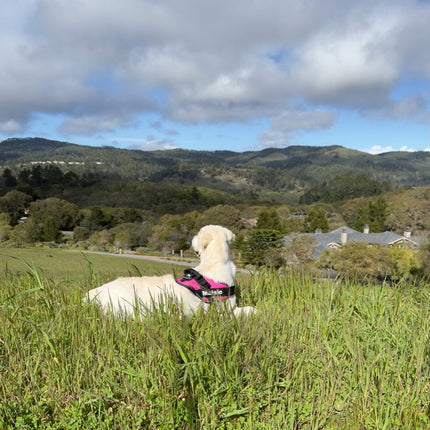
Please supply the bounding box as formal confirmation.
[86,225,256,317]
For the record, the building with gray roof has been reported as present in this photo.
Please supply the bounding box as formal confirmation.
[283,225,418,259]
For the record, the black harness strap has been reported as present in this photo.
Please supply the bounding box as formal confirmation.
[177,268,235,302]
[182,268,212,291]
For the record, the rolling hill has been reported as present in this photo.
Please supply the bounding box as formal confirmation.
[1,137,430,203]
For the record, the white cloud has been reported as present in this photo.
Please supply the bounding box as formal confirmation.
[361,94,428,122]
[0,119,23,134]
[288,11,402,106]
[58,113,138,136]
[122,136,178,151]
[259,108,337,147]
[0,0,428,140]
[367,145,395,154]
[271,109,337,132]
[259,130,292,148]
[400,145,416,152]
[367,144,430,154]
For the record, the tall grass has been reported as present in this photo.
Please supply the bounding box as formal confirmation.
[1,258,429,428]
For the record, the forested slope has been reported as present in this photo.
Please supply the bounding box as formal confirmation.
[1,137,430,204]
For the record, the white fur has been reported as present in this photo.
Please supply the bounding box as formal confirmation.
[86,225,256,317]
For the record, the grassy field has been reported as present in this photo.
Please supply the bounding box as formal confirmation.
[0,248,189,283]
[1,248,430,429]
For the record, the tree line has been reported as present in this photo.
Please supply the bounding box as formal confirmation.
[300,174,392,204]
[1,165,429,283]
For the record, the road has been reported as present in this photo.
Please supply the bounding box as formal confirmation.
[76,250,250,273]
[78,250,198,267]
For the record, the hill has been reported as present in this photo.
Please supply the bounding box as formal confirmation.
[1,137,430,203]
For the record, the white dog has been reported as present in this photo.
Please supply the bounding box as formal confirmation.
[86,225,256,317]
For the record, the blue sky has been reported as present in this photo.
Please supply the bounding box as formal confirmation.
[0,0,429,154]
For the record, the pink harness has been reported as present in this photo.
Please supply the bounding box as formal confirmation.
[176,268,235,303]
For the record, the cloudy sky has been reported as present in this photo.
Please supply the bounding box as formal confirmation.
[1,0,429,154]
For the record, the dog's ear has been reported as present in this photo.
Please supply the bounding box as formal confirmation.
[192,227,213,255]
[199,229,214,252]
[223,228,235,244]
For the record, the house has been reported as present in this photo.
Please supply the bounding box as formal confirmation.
[283,225,419,259]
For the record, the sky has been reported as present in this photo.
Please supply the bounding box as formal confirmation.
[0,0,429,154]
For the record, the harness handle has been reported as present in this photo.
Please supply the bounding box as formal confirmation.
[182,268,212,292]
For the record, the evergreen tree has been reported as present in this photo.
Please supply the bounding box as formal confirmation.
[352,206,369,232]
[368,196,388,232]
[41,217,61,242]
[81,207,114,232]
[1,168,17,189]
[303,208,329,233]
[351,196,388,232]
[242,229,284,266]
[257,208,282,231]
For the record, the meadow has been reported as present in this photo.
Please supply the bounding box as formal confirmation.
[1,248,429,429]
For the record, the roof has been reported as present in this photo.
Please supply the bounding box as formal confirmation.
[283,226,418,259]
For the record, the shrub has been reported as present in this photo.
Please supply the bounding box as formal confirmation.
[319,241,421,283]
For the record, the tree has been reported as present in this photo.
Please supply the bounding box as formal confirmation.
[17,168,31,185]
[319,241,422,283]
[148,223,176,253]
[109,222,151,250]
[303,208,329,233]
[351,206,369,232]
[80,207,114,232]
[176,236,189,252]
[41,217,61,242]
[9,220,40,246]
[0,190,33,225]
[242,229,284,267]
[318,242,392,282]
[367,196,388,232]
[283,235,317,267]
[283,216,304,233]
[257,207,282,231]
[195,205,242,232]
[122,208,143,223]
[386,205,428,234]
[0,212,11,241]
[350,196,388,233]
[418,242,430,277]
[73,226,90,241]
[29,198,80,231]
[113,230,133,251]
[390,248,419,282]
[300,174,391,203]
[89,230,112,251]
[1,168,17,190]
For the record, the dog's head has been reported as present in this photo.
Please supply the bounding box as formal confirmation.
[192,225,235,262]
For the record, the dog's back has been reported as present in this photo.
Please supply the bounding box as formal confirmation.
[86,274,210,316]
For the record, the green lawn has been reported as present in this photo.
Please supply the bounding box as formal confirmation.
[0,247,186,283]
[1,248,430,429]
